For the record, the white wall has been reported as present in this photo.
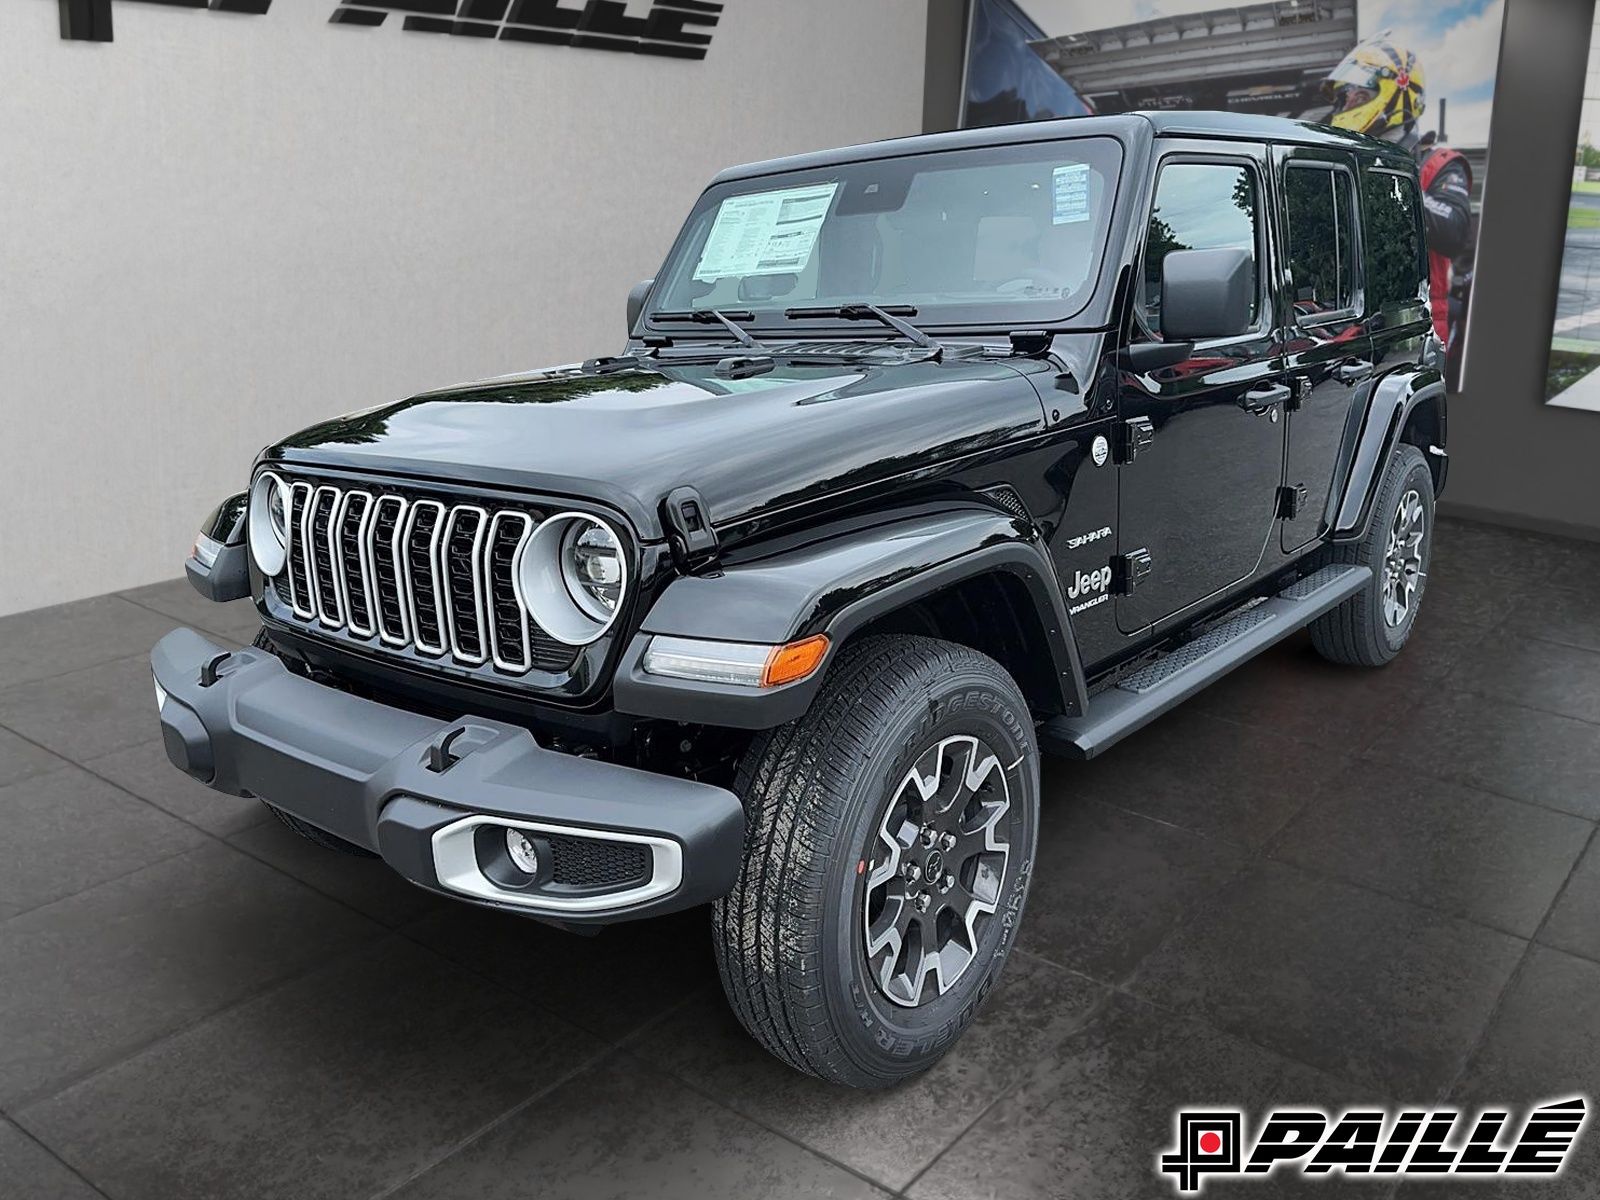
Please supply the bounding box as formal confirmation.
[0,0,928,616]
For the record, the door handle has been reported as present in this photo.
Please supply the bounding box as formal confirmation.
[1336,360,1375,385]
[1241,383,1291,414]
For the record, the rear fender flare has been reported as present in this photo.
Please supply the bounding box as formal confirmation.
[1330,365,1446,541]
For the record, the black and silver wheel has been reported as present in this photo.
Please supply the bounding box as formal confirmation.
[1310,442,1434,667]
[864,734,1016,1008]
[714,635,1039,1088]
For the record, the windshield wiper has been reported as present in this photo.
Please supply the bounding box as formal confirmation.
[784,303,943,359]
[653,309,769,353]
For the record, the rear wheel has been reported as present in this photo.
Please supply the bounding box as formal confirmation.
[713,635,1039,1088]
[1310,443,1434,667]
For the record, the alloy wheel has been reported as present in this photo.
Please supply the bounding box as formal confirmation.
[1382,487,1427,628]
[861,734,1013,1008]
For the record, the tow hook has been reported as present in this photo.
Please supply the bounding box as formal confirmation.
[198,651,232,688]
[424,723,499,774]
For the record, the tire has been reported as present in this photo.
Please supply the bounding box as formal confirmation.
[713,634,1040,1088]
[250,629,376,857]
[1310,442,1434,667]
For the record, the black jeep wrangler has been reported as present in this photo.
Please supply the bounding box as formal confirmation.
[158,112,1444,1088]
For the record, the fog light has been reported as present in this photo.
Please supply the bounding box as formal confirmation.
[505,828,541,875]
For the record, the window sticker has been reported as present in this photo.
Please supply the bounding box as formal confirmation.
[1052,163,1091,225]
[693,182,839,282]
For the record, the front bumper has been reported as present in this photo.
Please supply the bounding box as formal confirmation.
[150,628,744,924]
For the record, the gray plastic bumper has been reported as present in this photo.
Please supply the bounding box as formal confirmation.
[150,628,744,924]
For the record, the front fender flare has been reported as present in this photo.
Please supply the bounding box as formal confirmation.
[186,491,251,603]
[613,506,1087,729]
[1330,365,1446,541]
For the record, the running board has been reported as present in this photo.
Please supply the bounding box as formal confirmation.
[1040,564,1372,760]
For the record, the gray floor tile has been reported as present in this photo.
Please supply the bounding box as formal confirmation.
[0,1117,101,1200]
[1191,621,1473,753]
[228,815,444,928]
[632,953,1107,1191]
[119,579,262,645]
[17,937,607,1200]
[0,764,207,920]
[83,738,268,836]
[1050,707,1344,849]
[1426,947,1600,1199]
[1451,635,1600,726]
[1366,689,1600,820]
[0,842,382,1107]
[908,993,1384,1200]
[1499,585,1600,655]
[0,595,181,691]
[0,653,164,762]
[1019,798,1246,983]
[0,726,67,789]
[1538,836,1600,964]
[401,903,713,1041]
[1411,567,1524,631]
[1127,860,1526,1098]
[1551,536,1600,594]
[1271,767,1593,937]
[1431,518,1578,585]
[390,1052,889,1200]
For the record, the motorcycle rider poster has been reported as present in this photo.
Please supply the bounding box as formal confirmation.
[961,0,1506,394]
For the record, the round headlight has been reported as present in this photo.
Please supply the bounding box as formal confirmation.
[562,521,623,620]
[248,471,290,577]
[516,513,629,646]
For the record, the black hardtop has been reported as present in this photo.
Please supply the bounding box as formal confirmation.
[712,110,1413,187]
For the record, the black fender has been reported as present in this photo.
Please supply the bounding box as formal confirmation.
[612,505,1088,730]
[1329,365,1447,542]
[186,492,251,603]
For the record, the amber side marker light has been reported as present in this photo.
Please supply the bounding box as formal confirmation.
[762,635,830,688]
[642,634,831,688]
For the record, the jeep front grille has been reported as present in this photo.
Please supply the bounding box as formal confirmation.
[274,477,576,676]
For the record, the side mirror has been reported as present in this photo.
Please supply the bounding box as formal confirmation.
[627,278,655,336]
[1160,248,1254,341]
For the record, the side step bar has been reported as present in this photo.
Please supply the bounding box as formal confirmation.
[1040,564,1372,761]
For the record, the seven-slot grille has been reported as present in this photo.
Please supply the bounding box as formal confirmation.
[274,477,576,675]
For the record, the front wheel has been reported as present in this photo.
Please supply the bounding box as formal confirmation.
[713,635,1039,1088]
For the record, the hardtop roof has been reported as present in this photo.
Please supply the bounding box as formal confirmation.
[712,111,1412,186]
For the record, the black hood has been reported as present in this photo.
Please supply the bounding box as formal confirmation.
[265,351,1051,541]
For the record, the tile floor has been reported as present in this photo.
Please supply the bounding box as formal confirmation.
[0,517,1597,1199]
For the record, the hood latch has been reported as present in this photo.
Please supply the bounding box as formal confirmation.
[662,486,720,572]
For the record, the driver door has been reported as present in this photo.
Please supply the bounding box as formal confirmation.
[1116,146,1288,634]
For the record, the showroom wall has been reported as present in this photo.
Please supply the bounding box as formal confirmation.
[1443,0,1600,542]
[0,0,929,617]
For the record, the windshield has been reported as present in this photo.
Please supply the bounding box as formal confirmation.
[649,136,1124,332]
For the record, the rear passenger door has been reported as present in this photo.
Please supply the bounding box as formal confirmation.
[1275,147,1374,553]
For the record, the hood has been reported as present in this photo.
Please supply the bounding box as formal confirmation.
[265,351,1050,542]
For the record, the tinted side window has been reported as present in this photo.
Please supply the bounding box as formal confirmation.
[1364,169,1425,314]
[1283,165,1357,316]
[1142,162,1260,333]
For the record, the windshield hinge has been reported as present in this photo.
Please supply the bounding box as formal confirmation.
[1009,330,1053,357]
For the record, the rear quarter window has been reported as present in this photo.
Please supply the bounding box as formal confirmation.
[1363,168,1425,316]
